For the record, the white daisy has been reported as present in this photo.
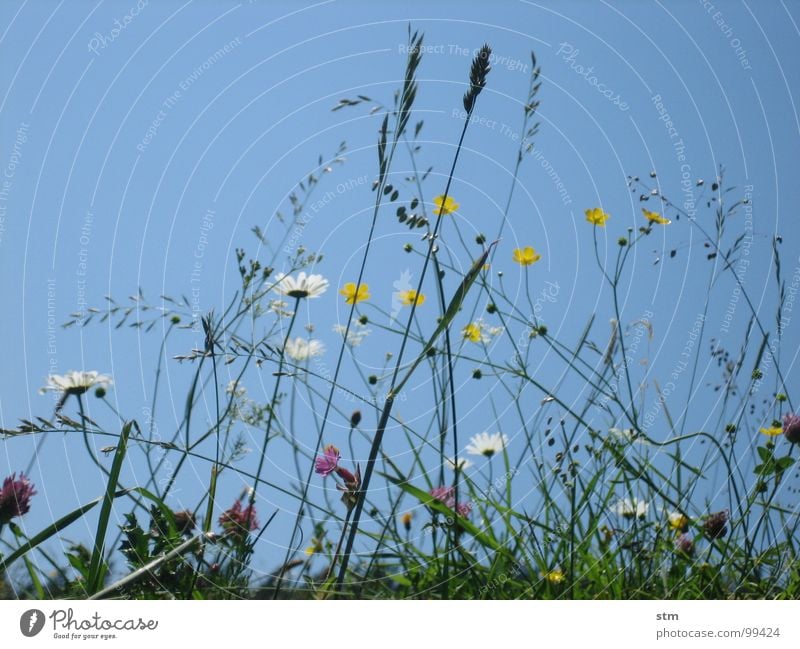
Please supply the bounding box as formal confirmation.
[445,456,473,471]
[40,370,113,396]
[272,272,329,299]
[613,497,649,519]
[465,431,508,458]
[333,323,371,347]
[284,337,325,361]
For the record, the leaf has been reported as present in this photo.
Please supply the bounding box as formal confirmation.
[382,474,510,556]
[87,421,133,594]
[0,490,129,574]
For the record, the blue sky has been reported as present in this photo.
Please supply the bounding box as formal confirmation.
[1,0,799,580]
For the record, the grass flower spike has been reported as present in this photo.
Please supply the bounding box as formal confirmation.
[585,207,610,226]
[273,271,329,299]
[512,246,541,266]
[642,208,671,225]
[339,282,370,304]
[432,194,459,216]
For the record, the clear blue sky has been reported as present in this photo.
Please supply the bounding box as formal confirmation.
[1,0,798,579]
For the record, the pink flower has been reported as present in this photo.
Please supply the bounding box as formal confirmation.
[430,486,455,507]
[429,486,471,517]
[783,412,800,444]
[218,499,258,534]
[315,444,340,476]
[675,534,694,556]
[336,465,361,512]
[0,473,36,524]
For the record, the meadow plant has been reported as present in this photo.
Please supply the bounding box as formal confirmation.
[1,28,797,601]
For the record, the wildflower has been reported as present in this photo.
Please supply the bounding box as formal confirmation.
[445,457,473,471]
[599,525,614,544]
[783,412,800,444]
[314,444,340,476]
[332,323,371,347]
[463,323,482,343]
[339,282,370,304]
[399,289,425,307]
[465,431,508,458]
[512,247,542,266]
[462,319,503,344]
[0,473,36,524]
[675,534,694,556]
[642,208,671,225]
[759,425,783,437]
[433,194,459,216]
[40,371,113,397]
[284,337,325,361]
[542,568,565,584]
[400,512,413,532]
[272,271,329,299]
[305,538,324,555]
[350,410,362,427]
[614,497,649,519]
[702,510,728,540]
[429,486,472,517]
[173,510,196,535]
[335,465,361,512]
[218,499,258,534]
[668,512,689,533]
[585,207,610,226]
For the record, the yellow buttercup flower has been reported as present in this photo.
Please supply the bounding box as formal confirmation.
[585,207,610,226]
[433,195,459,216]
[462,323,482,342]
[339,282,370,304]
[642,208,671,225]
[759,426,783,436]
[542,569,565,584]
[512,246,542,266]
[399,289,425,307]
